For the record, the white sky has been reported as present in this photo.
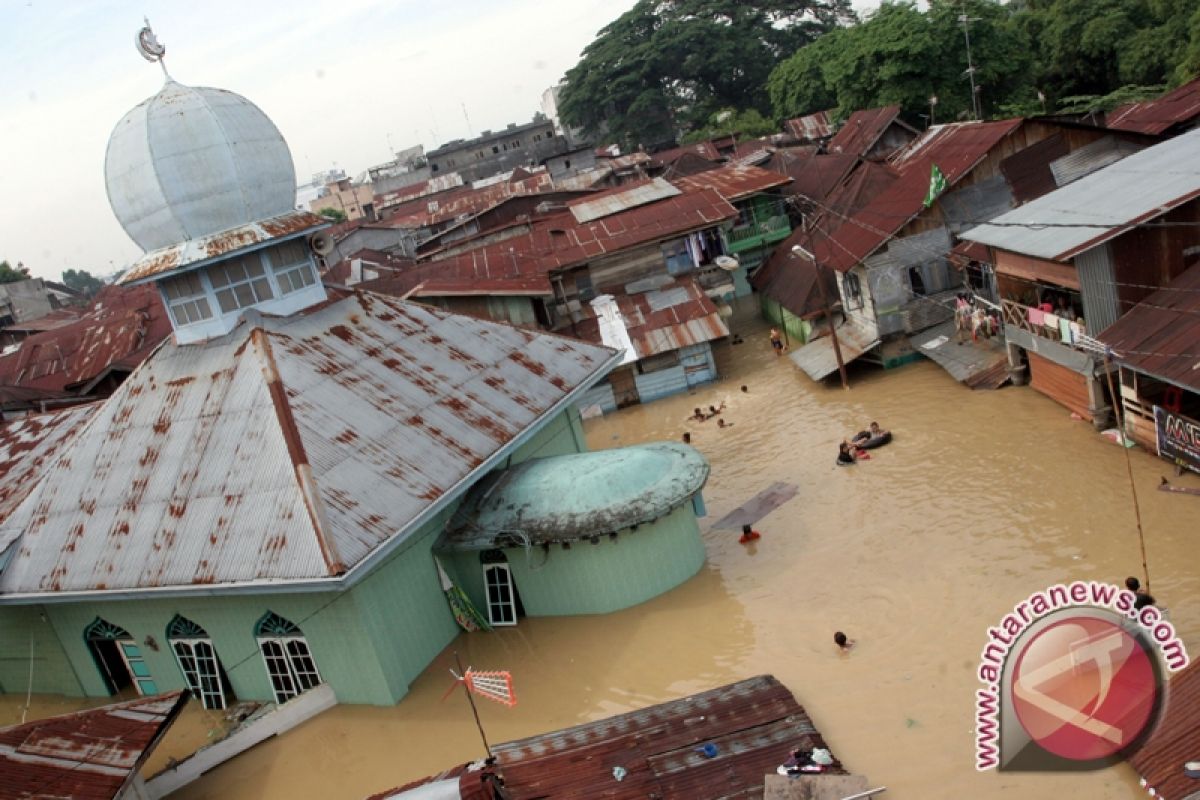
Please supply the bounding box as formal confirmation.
[0,0,882,281]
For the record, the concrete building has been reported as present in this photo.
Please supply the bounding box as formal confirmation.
[308,177,376,221]
[426,117,571,182]
[0,278,83,329]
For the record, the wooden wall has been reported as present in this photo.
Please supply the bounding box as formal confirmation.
[1029,351,1092,419]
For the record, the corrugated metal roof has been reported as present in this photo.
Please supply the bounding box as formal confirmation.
[375,174,467,212]
[1048,136,1143,187]
[785,110,835,141]
[750,228,839,318]
[1107,76,1200,135]
[999,133,1069,203]
[671,163,791,201]
[811,119,1023,273]
[0,293,618,596]
[789,321,880,380]
[568,178,681,223]
[0,284,172,393]
[1129,661,1200,800]
[118,210,328,285]
[441,442,709,548]
[962,127,1200,261]
[827,106,907,157]
[380,172,560,231]
[1097,262,1200,392]
[347,248,554,298]
[574,278,730,359]
[647,141,721,168]
[0,691,187,800]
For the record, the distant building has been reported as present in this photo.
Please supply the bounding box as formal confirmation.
[0,277,83,329]
[427,116,570,182]
[308,176,376,221]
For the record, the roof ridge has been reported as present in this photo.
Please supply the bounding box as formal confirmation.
[249,326,345,575]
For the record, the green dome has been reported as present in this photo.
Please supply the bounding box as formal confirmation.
[443,442,709,549]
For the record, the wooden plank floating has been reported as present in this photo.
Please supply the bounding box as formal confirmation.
[710,482,800,531]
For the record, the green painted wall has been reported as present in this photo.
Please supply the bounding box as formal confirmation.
[0,605,83,696]
[760,296,814,345]
[507,406,588,465]
[443,503,705,618]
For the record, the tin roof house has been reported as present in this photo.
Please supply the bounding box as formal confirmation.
[0,47,711,713]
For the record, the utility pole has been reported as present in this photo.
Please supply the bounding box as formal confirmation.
[959,4,981,121]
[793,244,848,390]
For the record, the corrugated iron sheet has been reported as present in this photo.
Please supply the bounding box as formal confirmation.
[118,210,328,286]
[999,133,1068,203]
[568,178,681,224]
[827,106,903,157]
[672,164,791,201]
[0,284,172,393]
[1098,262,1200,393]
[789,321,880,380]
[1107,76,1200,135]
[750,229,841,318]
[963,127,1200,261]
[0,293,617,594]
[0,691,186,800]
[1129,662,1200,800]
[380,172,559,231]
[785,110,834,141]
[1049,136,1143,187]
[647,141,721,168]
[375,174,467,212]
[574,278,729,359]
[346,248,553,298]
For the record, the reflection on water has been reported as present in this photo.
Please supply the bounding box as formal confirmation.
[8,299,1198,799]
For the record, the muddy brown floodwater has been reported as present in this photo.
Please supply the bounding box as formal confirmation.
[7,301,1198,799]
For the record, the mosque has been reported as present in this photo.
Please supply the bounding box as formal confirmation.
[0,37,709,708]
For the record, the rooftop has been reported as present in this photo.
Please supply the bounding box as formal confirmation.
[440,441,709,549]
[0,293,618,600]
[575,277,730,359]
[0,691,187,800]
[671,163,792,202]
[1107,76,1200,135]
[827,105,914,158]
[1129,661,1200,800]
[962,127,1200,261]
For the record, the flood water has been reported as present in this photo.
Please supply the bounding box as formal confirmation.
[8,300,1198,799]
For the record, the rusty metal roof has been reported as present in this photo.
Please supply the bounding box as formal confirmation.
[568,178,681,223]
[0,293,618,598]
[117,210,328,286]
[1108,76,1200,135]
[1129,661,1200,800]
[0,691,187,800]
[750,230,840,318]
[375,174,467,213]
[380,172,561,231]
[441,442,709,548]
[647,141,722,168]
[369,675,847,800]
[1098,263,1200,392]
[811,119,1024,272]
[962,127,1200,261]
[785,110,835,141]
[672,164,791,201]
[574,278,730,359]
[351,248,554,298]
[0,284,172,394]
[827,106,909,157]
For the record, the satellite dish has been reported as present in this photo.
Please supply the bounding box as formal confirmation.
[715,255,739,272]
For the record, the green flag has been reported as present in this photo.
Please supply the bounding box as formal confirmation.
[923,163,947,208]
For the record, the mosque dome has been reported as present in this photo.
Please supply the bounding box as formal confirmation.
[104,80,297,253]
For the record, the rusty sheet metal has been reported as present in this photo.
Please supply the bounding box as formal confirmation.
[0,293,616,595]
[1108,76,1200,135]
[751,230,840,319]
[827,106,903,157]
[809,119,1023,273]
[574,278,730,359]
[647,141,721,168]
[0,691,186,800]
[0,284,171,394]
[375,174,467,213]
[999,132,1068,203]
[789,322,881,381]
[785,110,834,142]
[441,442,709,548]
[962,127,1200,261]
[1129,661,1200,800]
[490,675,845,800]
[568,178,681,224]
[1098,262,1200,393]
[349,248,554,298]
[672,164,792,202]
[117,210,328,286]
[379,172,558,231]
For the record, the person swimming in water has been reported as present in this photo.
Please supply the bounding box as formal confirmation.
[837,441,856,465]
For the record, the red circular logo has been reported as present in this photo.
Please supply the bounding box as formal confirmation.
[1011,616,1157,760]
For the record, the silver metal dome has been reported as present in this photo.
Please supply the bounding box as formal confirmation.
[104,80,297,253]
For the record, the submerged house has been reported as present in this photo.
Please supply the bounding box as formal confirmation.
[0,60,711,710]
[962,128,1200,424]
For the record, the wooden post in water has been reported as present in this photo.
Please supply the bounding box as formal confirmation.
[794,244,848,390]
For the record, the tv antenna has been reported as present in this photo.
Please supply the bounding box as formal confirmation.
[959,4,982,120]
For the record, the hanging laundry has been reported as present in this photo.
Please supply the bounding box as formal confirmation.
[1042,312,1060,333]
[1059,317,1073,343]
[1027,307,1044,326]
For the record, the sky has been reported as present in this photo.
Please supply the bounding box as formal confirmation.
[0,0,882,281]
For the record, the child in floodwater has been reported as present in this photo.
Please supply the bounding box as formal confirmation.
[834,631,854,651]
[837,441,856,465]
[739,524,761,544]
[718,418,733,429]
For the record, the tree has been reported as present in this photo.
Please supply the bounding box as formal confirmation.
[318,207,347,223]
[558,0,856,150]
[681,108,779,143]
[61,268,104,297]
[0,261,30,284]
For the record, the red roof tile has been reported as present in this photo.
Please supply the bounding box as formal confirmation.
[1108,77,1200,135]
[0,692,187,800]
[1097,262,1200,392]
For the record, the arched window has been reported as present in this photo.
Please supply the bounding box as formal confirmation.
[481,551,519,627]
[167,615,233,710]
[83,618,158,696]
[255,612,323,705]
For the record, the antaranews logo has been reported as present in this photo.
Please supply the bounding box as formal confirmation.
[975,581,1190,771]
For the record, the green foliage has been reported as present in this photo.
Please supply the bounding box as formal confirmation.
[1055,84,1166,114]
[61,268,104,297]
[318,207,348,223]
[681,108,779,143]
[558,0,856,150]
[0,261,30,284]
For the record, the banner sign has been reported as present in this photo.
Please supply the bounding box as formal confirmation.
[1155,405,1200,475]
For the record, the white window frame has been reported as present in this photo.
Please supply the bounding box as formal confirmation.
[484,563,518,627]
[257,635,323,705]
[267,241,317,296]
[209,253,276,314]
[161,272,214,327]
[171,638,228,710]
